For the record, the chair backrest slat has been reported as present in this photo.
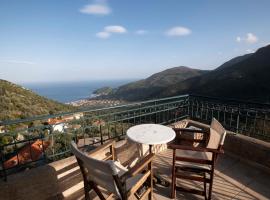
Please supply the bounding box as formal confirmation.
[207,118,226,149]
[70,141,121,198]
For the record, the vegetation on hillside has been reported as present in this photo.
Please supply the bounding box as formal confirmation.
[110,66,208,100]
[105,45,270,103]
[0,79,73,121]
[159,45,270,102]
[93,86,114,96]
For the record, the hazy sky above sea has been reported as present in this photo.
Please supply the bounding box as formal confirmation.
[0,0,270,83]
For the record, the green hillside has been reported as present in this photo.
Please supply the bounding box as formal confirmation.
[159,45,270,102]
[0,80,73,121]
[111,66,208,101]
[107,44,270,103]
[93,86,114,96]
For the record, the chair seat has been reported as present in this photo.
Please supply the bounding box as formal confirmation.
[176,161,211,171]
[176,149,212,160]
[175,149,212,170]
[114,161,145,192]
[126,173,145,191]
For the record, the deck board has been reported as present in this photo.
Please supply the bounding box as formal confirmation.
[1,145,270,200]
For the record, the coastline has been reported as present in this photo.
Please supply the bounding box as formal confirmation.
[66,97,124,107]
[22,80,134,103]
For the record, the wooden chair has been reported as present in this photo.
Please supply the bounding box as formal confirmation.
[114,139,142,169]
[70,140,154,200]
[169,118,226,200]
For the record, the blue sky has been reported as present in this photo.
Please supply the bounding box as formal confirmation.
[0,0,270,83]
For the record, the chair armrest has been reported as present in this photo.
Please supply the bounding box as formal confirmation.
[168,144,224,154]
[120,153,155,181]
[173,128,208,134]
[88,139,116,157]
[173,138,205,143]
[173,128,207,143]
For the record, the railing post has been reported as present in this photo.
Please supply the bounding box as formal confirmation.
[236,112,240,134]
[187,95,190,118]
[51,128,55,160]
[263,113,266,136]
[155,101,157,124]
[40,133,47,163]
[100,124,103,145]
[191,100,194,119]
[235,104,240,134]
[139,104,142,124]
[0,145,7,181]
[121,120,124,136]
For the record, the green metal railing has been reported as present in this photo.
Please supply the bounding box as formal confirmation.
[188,95,270,140]
[0,95,189,179]
[1,94,270,180]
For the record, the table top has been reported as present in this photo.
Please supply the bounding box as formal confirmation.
[127,124,176,145]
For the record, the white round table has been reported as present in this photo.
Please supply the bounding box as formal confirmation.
[127,124,176,153]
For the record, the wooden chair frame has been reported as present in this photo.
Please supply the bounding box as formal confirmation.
[169,127,224,200]
[74,140,154,200]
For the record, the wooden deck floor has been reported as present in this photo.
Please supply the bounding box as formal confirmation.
[1,147,270,200]
[152,149,270,200]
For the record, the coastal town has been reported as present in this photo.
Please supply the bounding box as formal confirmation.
[67,98,123,107]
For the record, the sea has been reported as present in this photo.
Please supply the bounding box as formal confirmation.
[22,80,134,103]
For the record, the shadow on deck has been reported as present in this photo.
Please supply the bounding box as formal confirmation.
[153,149,270,200]
[1,146,270,200]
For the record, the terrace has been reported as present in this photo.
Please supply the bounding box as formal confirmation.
[1,94,270,200]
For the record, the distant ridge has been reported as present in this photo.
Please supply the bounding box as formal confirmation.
[217,53,252,70]
[111,66,208,100]
[159,45,270,102]
[0,79,73,121]
[105,44,270,103]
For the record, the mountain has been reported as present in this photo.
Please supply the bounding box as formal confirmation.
[106,44,270,103]
[93,87,114,96]
[217,53,252,70]
[111,66,209,101]
[159,45,270,102]
[0,80,73,121]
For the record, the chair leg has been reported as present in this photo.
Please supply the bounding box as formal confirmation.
[84,181,91,200]
[89,181,106,200]
[122,194,128,200]
[170,150,176,199]
[148,162,153,200]
[208,169,214,200]
[148,191,152,200]
[204,173,207,200]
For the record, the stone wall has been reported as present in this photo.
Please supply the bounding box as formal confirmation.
[224,133,270,171]
[0,156,83,200]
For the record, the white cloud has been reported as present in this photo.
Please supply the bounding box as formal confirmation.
[236,33,258,44]
[166,26,191,37]
[79,2,111,15]
[96,25,127,39]
[104,25,127,33]
[246,33,258,44]
[135,30,148,35]
[96,32,111,39]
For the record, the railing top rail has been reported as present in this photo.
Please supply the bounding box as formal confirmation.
[2,93,270,126]
[189,94,270,108]
[0,94,189,126]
